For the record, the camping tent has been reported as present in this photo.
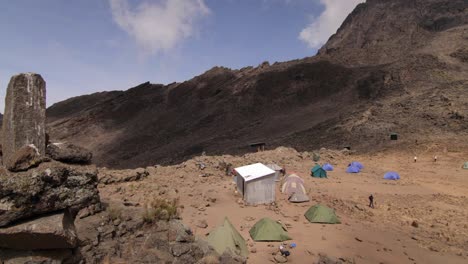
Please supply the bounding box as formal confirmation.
[206,217,248,257]
[349,162,364,170]
[463,162,468,169]
[281,174,305,194]
[304,204,341,224]
[311,164,327,178]
[249,218,291,242]
[322,163,334,171]
[346,165,360,173]
[289,192,310,203]
[384,171,400,180]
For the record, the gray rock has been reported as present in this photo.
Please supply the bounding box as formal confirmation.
[46,143,92,164]
[5,145,45,172]
[2,73,46,171]
[274,254,288,263]
[0,210,77,250]
[172,243,191,257]
[0,161,100,227]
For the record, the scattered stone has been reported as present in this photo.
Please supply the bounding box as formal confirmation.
[98,167,149,184]
[250,248,257,253]
[2,73,46,171]
[171,243,191,257]
[355,237,363,242]
[274,254,288,263]
[411,221,419,228]
[196,220,208,229]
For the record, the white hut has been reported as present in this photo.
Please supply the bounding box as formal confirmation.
[234,163,276,205]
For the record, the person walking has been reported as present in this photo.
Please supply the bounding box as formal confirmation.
[369,194,374,208]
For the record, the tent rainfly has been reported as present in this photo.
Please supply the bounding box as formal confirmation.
[311,164,327,178]
[266,163,283,181]
[281,174,306,195]
[234,163,276,205]
[463,162,468,169]
[346,165,360,173]
[249,218,291,242]
[384,171,400,180]
[349,162,364,170]
[304,204,341,224]
[281,174,309,203]
[322,163,334,171]
[206,217,249,257]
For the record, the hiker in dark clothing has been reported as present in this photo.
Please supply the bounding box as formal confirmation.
[279,245,290,257]
[369,194,374,208]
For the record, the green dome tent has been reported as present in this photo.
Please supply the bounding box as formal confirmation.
[206,217,248,257]
[305,204,341,224]
[463,162,468,169]
[311,164,327,178]
[249,218,291,242]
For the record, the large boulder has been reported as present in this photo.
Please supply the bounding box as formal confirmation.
[0,210,77,250]
[46,143,92,164]
[0,161,100,227]
[2,73,46,170]
[5,145,45,172]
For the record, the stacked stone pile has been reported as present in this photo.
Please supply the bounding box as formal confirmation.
[0,73,100,263]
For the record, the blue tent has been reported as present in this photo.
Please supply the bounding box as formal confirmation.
[322,163,334,171]
[349,162,364,170]
[384,171,400,180]
[346,166,360,173]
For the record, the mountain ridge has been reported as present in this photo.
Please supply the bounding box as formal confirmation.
[47,0,468,168]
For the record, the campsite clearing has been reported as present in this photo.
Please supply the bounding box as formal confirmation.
[95,147,468,263]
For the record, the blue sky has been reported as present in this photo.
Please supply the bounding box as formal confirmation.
[0,0,363,110]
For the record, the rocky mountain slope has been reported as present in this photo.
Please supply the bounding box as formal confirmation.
[47,0,468,169]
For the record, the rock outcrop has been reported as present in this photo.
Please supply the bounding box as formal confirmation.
[0,73,100,263]
[2,73,46,171]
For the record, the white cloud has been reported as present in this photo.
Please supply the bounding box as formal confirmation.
[109,0,210,56]
[299,0,364,49]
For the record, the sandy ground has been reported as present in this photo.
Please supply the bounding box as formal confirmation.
[98,147,468,264]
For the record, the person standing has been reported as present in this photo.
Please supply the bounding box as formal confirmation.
[369,194,374,208]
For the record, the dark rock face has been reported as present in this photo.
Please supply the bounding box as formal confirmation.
[2,73,46,171]
[0,210,77,250]
[0,161,100,227]
[5,145,44,172]
[46,143,92,164]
